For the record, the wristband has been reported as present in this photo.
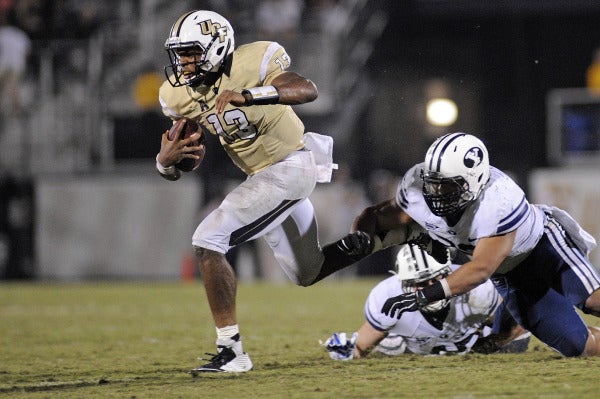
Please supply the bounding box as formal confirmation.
[156,154,181,181]
[241,85,279,105]
[420,280,448,304]
[440,278,452,298]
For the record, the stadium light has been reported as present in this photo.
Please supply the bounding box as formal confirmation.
[426,98,458,126]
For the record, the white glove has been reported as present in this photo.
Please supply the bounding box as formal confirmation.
[321,332,358,361]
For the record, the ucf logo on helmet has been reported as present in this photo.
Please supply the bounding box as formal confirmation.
[197,19,228,43]
[463,147,483,168]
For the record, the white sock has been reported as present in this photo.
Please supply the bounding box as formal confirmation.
[216,324,240,346]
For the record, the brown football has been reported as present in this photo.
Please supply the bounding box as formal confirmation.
[167,117,205,172]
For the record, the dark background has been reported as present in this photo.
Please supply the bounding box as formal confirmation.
[350,1,600,186]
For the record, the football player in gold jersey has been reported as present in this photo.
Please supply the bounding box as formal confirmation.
[155,10,372,373]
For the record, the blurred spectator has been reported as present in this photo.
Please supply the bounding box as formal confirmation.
[0,174,34,279]
[0,13,31,117]
[305,0,348,34]
[255,0,304,50]
[12,0,43,38]
[50,0,101,40]
[366,168,399,204]
[586,46,600,95]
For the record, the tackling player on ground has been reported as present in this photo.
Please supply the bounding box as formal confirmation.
[343,132,600,357]
[322,243,530,359]
[155,10,371,373]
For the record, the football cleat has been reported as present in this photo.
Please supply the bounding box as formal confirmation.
[337,231,372,257]
[497,332,531,353]
[189,340,253,375]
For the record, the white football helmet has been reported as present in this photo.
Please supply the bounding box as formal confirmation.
[395,243,452,313]
[164,10,235,87]
[421,133,490,216]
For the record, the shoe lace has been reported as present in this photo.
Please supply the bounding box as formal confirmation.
[202,347,235,366]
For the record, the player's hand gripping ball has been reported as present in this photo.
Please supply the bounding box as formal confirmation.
[167,117,205,172]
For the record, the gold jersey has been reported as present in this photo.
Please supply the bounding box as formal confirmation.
[159,41,306,175]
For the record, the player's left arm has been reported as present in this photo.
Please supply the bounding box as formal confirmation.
[214,71,317,113]
[266,71,318,104]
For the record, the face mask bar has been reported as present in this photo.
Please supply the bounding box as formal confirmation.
[401,267,452,313]
[421,171,473,217]
[164,44,209,87]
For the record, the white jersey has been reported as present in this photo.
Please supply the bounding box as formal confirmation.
[396,163,546,273]
[365,269,500,355]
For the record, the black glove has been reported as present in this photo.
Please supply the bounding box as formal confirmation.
[337,231,373,257]
[381,291,428,319]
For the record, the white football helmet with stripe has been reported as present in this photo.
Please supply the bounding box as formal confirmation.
[396,243,452,313]
[164,10,234,87]
[422,132,490,216]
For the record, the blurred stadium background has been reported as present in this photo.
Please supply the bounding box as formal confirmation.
[1,0,600,281]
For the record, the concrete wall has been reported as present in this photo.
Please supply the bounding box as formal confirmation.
[529,168,600,267]
[35,174,202,280]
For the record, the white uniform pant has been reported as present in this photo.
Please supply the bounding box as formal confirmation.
[192,150,325,286]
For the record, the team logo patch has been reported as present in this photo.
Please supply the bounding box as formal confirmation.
[197,19,228,43]
[463,147,483,168]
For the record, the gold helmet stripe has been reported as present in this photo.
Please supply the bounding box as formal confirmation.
[169,10,196,38]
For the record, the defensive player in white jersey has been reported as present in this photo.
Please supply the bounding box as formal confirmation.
[322,243,530,359]
[155,10,371,374]
[346,132,600,357]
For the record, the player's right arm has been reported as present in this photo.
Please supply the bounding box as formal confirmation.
[155,127,202,181]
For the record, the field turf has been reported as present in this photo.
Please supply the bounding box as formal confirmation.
[1,279,599,398]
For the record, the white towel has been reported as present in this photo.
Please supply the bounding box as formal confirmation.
[303,132,338,183]
[536,204,597,254]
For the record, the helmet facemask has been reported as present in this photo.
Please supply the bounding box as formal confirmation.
[165,36,229,88]
[422,133,490,217]
[421,170,475,217]
[402,272,451,313]
[165,44,211,87]
[395,243,452,314]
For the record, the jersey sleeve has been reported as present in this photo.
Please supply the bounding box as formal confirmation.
[258,42,292,86]
[475,167,531,237]
[364,277,399,332]
[395,164,422,209]
[363,275,421,334]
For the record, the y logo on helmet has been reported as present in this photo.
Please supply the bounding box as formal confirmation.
[463,147,483,169]
[198,19,228,43]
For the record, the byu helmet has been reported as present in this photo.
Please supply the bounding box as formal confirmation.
[396,243,452,313]
[422,133,490,217]
[164,10,234,87]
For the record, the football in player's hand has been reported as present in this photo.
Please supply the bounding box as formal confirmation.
[167,117,205,172]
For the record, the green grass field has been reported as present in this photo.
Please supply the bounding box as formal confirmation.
[1,279,599,399]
